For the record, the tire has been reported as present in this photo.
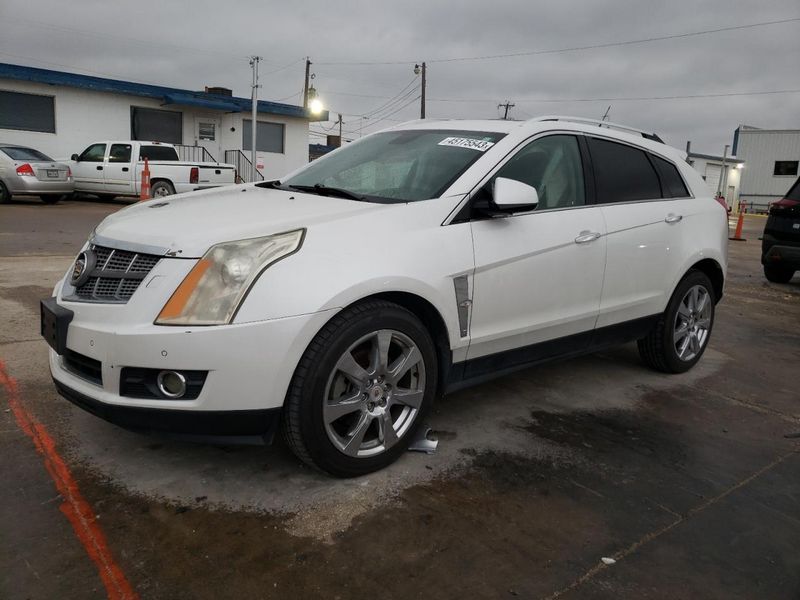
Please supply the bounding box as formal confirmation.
[40,194,62,204]
[763,265,794,284]
[282,300,438,477]
[150,180,175,198]
[0,181,9,204]
[638,270,716,374]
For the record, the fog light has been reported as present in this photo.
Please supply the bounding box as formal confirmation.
[157,370,187,398]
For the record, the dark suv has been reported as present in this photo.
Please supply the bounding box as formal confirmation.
[762,177,800,283]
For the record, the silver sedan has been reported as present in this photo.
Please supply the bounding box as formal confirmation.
[0,144,74,204]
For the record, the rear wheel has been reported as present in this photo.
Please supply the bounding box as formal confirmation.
[150,180,175,198]
[282,300,437,477]
[39,194,62,204]
[0,181,9,204]
[638,270,715,374]
[763,265,794,283]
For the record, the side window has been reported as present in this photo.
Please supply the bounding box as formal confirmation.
[651,155,689,198]
[490,135,585,210]
[587,138,661,203]
[79,143,107,162]
[108,144,132,163]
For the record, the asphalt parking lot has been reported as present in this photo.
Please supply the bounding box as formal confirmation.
[1,196,798,599]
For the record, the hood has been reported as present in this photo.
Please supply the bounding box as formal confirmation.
[93,185,386,257]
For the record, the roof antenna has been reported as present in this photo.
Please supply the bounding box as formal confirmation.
[601,105,612,123]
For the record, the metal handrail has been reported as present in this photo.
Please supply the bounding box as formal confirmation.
[174,144,218,164]
[224,150,264,183]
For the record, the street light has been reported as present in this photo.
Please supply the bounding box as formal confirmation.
[309,98,324,115]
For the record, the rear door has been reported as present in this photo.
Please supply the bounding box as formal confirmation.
[588,137,685,328]
[72,143,107,192]
[466,134,607,374]
[103,143,135,196]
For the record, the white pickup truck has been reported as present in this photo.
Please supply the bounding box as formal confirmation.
[69,141,236,199]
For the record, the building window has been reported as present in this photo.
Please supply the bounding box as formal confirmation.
[131,107,182,144]
[774,161,799,176]
[242,120,285,154]
[198,122,216,141]
[0,90,56,133]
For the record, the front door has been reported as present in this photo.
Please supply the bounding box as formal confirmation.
[72,143,107,192]
[194,117,220,162]
[466,134,606,376]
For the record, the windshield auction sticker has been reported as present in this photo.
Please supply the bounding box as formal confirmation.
[438,137,495,151]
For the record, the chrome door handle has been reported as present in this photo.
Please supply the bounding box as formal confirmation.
[665,213,683,224]
[574,231,601,244]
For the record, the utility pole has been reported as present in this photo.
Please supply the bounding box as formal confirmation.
[415,62,426,119]
[337,113,344,140]
[249,55,261,177]
[498,101,515,120]
[717,144,729,197]
[303,58,312,109]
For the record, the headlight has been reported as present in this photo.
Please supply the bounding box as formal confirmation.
[156,229,305,325]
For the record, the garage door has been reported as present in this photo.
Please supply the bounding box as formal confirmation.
[704,164,721,195]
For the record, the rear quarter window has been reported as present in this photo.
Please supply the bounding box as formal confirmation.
[651,155,690,198]
[139,146,179,161]
[587,137,662,203]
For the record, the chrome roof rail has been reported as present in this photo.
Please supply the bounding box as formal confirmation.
[530,115,664,143]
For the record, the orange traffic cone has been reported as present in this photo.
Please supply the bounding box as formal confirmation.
[729,206,746,241]
[139,157,151,201]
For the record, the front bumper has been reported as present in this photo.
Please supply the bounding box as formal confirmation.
[54,379,281,440]
[48,265,337,436]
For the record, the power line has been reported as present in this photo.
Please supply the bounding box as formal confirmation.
[356,76,418,118]
[438,88,800,105]
[315,16,800,65]
[361,87,419,120]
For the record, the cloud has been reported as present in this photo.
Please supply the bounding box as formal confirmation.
[0,0,797,152]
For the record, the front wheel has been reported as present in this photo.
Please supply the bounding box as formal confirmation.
[763,265,794,284]
[282,300,438,477]
[638,270,715,374]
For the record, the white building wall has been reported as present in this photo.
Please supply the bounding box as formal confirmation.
[736,128,800,210]
[0,78,309,179]
[687,155,742,211]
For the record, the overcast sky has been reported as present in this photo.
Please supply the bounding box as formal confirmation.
[1,0,797,153]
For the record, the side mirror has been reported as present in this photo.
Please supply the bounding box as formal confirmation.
[71,154,80,162]
[491,177,539,213]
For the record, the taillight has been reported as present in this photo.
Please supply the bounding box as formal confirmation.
[714,195,728,212]
[190,167,199,184]
[16,163,35,176]
[67,167,72,178]
[770,197,800,215]
[772,198,799,209]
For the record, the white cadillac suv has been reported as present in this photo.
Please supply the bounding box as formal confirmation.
[42,116,728,477]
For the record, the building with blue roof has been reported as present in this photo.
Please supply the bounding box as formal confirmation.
[0,62,328,181]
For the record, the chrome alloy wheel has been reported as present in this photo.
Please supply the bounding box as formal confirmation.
[323,329,425,458]
[673,284,712,362]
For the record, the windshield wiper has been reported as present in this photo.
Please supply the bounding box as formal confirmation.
[287,183,367,201]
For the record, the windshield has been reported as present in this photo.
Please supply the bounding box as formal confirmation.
[0,146,53,161]
[283,129,506,202]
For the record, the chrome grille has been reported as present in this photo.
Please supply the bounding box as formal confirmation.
[71,245,161,303]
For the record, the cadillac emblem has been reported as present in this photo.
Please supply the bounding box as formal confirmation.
[70,250,95,287]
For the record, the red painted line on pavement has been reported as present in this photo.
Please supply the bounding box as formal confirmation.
[0,360,138,600]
